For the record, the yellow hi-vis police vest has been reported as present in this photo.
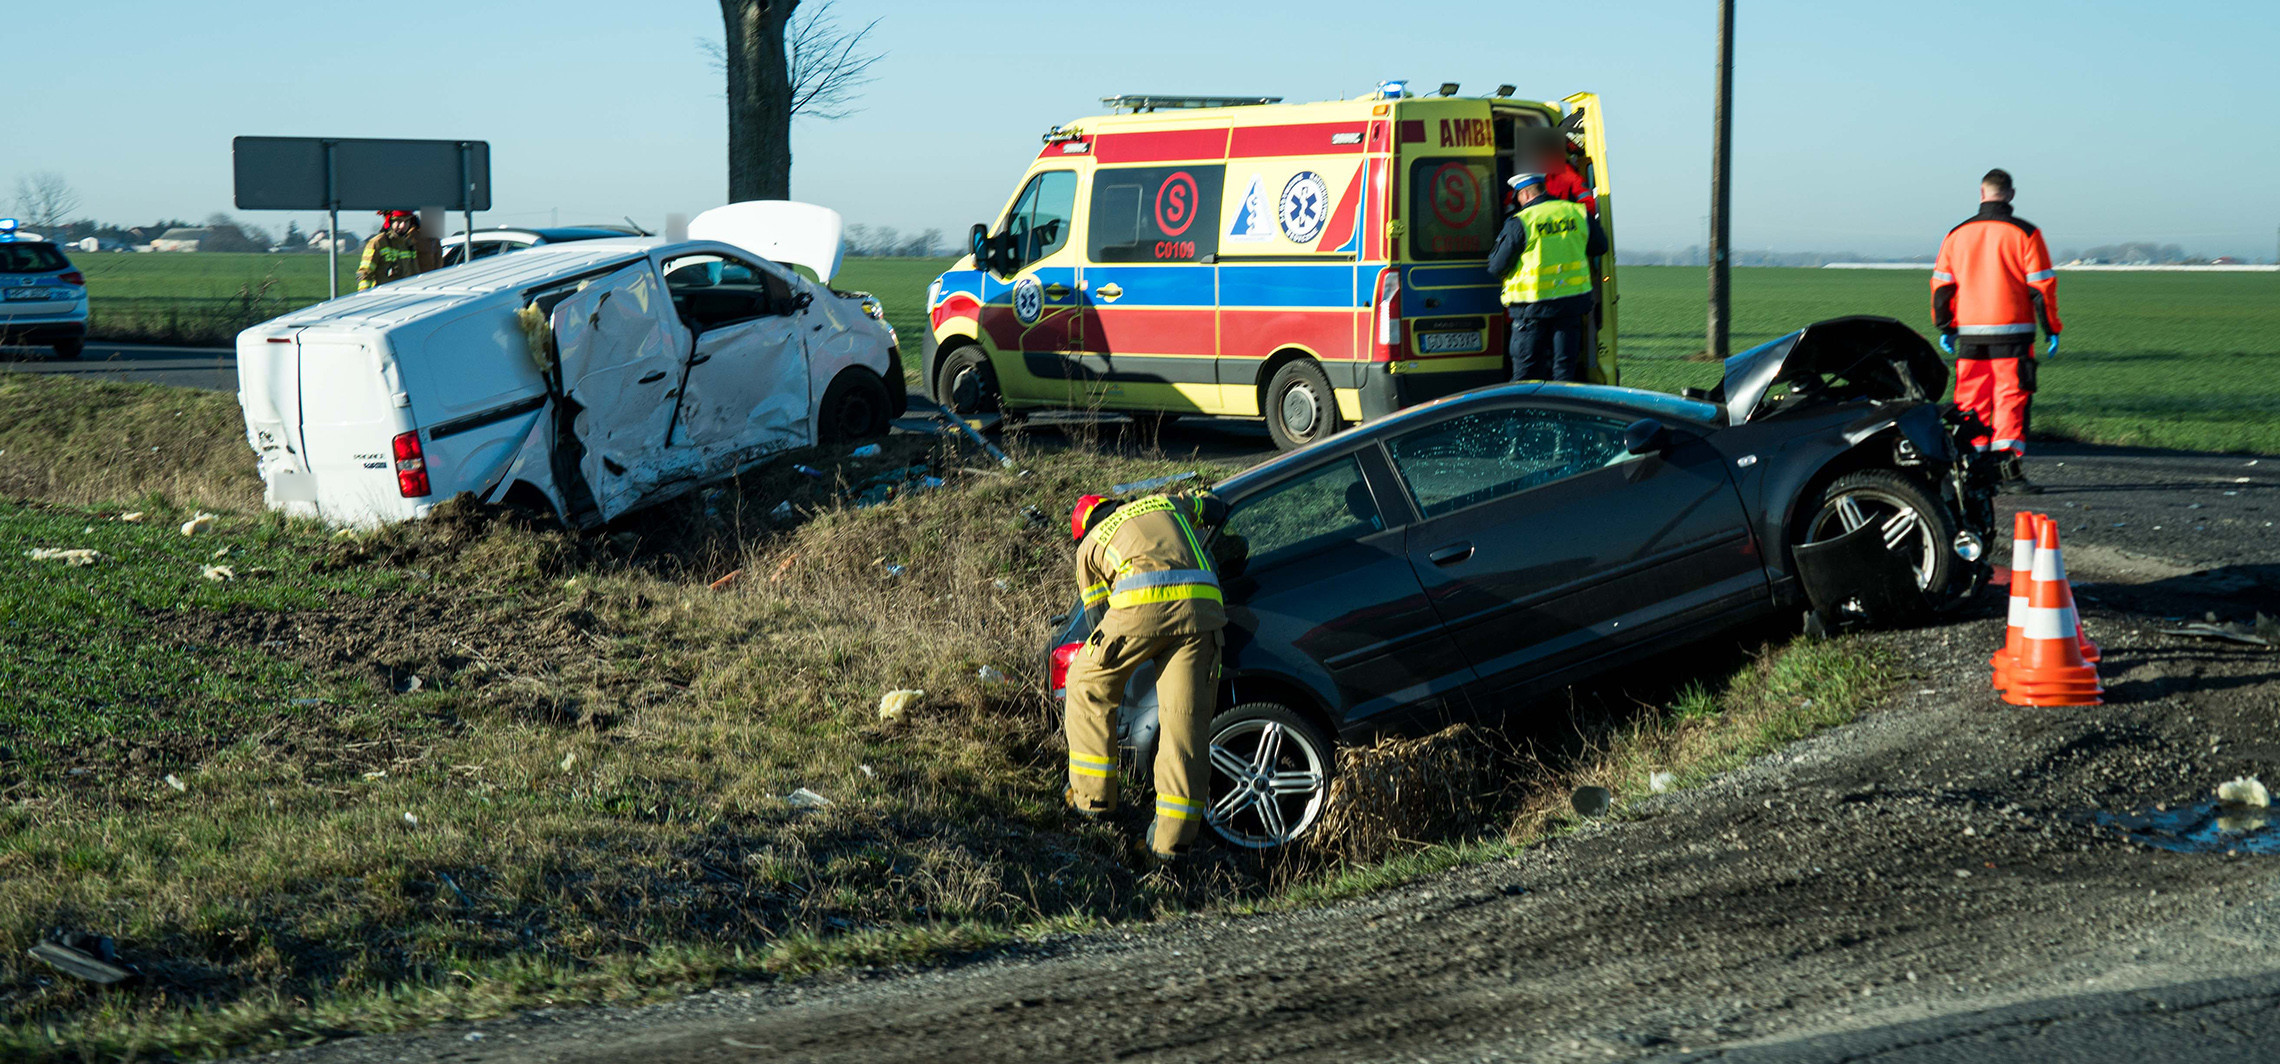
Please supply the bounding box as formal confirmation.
[1501,198,1592,305]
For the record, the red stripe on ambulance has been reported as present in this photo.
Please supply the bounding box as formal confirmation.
[1218,307,1361,362]
[1092,128,1232,164]
[1227,123,1369,158]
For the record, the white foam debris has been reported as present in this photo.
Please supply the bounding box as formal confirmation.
[878,689,924,722]
[1650,771,1677,794]
[2217,777,2270,808]
[118,511,146,523]
[201,565,236,582]
[180,512,216,536]
[27,548,102,567]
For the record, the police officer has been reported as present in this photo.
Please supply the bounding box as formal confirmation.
[1932,168,2063,492]
[356,209,440,290]
[1063,489,1228,864]
[1488,173,1608,383]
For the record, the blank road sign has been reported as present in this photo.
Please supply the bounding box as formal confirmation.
[233,137,491,211]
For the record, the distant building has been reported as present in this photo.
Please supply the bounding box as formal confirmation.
[2212,256,2243,266]
[151,227,212,252]
[307,229,360,252]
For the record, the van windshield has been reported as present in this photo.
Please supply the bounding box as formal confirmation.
[1407,157,1497,261]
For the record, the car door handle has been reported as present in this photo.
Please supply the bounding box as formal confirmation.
[1095,283,1123,301]
[1044,283,1072,299]
[1427,542,1474,566]
[637,371,667,384]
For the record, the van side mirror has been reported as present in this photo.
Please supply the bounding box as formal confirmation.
[968,223,988,263]
[1622,418,1671,455]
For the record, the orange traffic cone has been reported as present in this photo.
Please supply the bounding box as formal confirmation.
[2002,517,2103,707]
[1990,510,2039,691]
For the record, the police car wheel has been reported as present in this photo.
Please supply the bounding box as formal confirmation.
[1204,703,1334,849]
[818,368,891,442]
[935,344,1003,416]
[51,339,83,360]
[1264,360,1342,451]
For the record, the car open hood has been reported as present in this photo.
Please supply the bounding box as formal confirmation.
[1716,316,1949,424]
[688,201,845,283]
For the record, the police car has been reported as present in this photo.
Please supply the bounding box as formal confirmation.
[925,81,1617,450]
[0,219,88,359]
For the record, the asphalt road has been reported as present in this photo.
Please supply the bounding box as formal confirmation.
[249,452,2280,1064]
[0,341,236,390]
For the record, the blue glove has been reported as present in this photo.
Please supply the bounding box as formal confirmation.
[2044,334,2059,359]
[1938,334,1955,355]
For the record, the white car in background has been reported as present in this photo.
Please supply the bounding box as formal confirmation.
[438,224,647,266]
[0,226,88,359]
[235,201,903,528]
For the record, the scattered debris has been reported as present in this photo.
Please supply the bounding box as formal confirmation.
[708,568,744,591]
[792,464,825,478]
[118,511,146,523]
[770,501,795,519]
[164,774,186,792]
[396,674,424,694]
[785,787,834,809]
[881,563,907,578]
[992,578,1012,591]
[1571,786,1614,818]
[26,547,102,567]
[1649,771,1677,794]
[27,932,134,985]
[2156,613,2277,649]
[288,697,327,707]
[850,443,883,458]
[364,770,388,781]
[1020,506,1051,530]
[436,871,474,908]
[877,689,924,723]
[976,665,1008,684]
[769,553,798,582]
[180,512,216,536]
[464,1031,486,1044]
[402,812,420,828]
[1110,471,1200,495]
[560,751,578,772]
[201,564,236,582]
[2219,777,2271,808]
[858,764,875,779]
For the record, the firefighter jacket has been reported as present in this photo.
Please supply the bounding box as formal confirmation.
[1076,492,1227,640]
[1488,197,1607,308]
[357,229,440,290]
[1932,202,2063,341]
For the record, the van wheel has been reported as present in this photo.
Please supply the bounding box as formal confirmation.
[935,344,1003,417]
[51,339,83,360]
[1204,703,1335,849]
[819,368,891,442]
[1264,360,1342,451]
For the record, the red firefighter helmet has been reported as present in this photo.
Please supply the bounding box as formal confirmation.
[1070,494,1111,541]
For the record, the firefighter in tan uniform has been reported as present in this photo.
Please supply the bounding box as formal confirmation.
[356,209,440,290]
[1064,490,1228,862]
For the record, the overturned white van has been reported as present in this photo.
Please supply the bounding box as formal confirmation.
[235,202,904,528]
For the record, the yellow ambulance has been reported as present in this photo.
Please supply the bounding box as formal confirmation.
[922,82,1616,449]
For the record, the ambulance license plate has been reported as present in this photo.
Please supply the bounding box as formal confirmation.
[1416,330,1483,354]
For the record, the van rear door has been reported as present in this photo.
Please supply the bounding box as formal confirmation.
[1561,91,1618,384]
[235,329,317,516]
[295,331,415,524]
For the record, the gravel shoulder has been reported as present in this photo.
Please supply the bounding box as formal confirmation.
[246,447,2280,1064]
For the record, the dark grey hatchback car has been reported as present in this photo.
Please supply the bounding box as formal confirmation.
[1048,317,1999,850]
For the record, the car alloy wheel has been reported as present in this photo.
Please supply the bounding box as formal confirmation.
[1805,471,1952,594]
[1204,704,1332,848]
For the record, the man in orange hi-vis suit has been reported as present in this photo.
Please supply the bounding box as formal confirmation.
[1932,168,2063,493]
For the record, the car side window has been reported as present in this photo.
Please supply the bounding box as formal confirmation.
[1387,408,1636,518]
[998,170,1077,271]
[662,253,791,331]
[1220,457,1384,571]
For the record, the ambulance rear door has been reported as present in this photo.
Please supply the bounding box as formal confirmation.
[973,168,1084,404]
[1561,91,1618,384]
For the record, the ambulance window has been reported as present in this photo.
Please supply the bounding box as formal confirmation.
[1087,165,1223,264]
[1002,170,1077,269]
[1408,157,1498,261]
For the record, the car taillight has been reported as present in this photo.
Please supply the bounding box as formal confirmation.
[1049,641,1083,700]
[58,271,84,286]
[392,431,431,498]
[1370,266,1404,362]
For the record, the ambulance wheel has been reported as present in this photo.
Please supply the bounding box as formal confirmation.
[1204,703,1334,849]
[819,368,891,442]
[51,339,83,360]
[1264,360,1342,451]
[935,344,1003,417]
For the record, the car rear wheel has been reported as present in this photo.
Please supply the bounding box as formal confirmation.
[1204,703,1334,849]
[1264,360,1342,451]
[934,344,1004,418]
[51,339,83,360]
[818,368,891,442]
[1803,469,1963,613]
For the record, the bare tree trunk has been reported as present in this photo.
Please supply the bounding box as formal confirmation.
[721,0,797,201]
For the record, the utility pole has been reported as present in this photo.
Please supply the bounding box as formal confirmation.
[1707,0,1736,360]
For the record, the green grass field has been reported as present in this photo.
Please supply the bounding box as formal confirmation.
[73,253,2280,454]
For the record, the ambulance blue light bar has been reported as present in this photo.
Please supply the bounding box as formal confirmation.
[1376,80,1409,99]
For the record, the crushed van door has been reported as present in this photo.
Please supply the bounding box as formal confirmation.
[550,263,685,520]
[668,311,810,460]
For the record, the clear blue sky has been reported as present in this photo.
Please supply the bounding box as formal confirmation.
[16,0,2278,258]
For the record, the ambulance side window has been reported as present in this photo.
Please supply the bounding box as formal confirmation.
[1087,165,1223,264]
[1408,157,1498,261]
[999,171,1077,271]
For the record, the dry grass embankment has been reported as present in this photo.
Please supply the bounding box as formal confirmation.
[1,376,1894,1061]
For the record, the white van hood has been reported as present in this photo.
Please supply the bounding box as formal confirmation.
[688,201,844,283]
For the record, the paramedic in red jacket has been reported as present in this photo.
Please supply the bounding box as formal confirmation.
[1932,168,2063,490]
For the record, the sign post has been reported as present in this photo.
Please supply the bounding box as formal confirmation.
[232,136,492,302]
